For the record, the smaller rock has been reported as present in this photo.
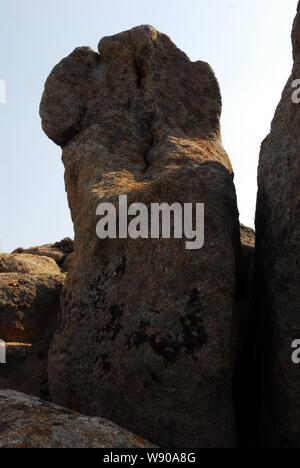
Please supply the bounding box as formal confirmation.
[0,253,61,276]
[52,238,74,256]
[240,225,255,298]
[0,390,156,448]
[12,238,74,268]
[240,225,255,250]
[0,273,64,343]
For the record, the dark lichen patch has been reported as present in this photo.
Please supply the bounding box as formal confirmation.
[104,304,124,342]
[126,302,208,367]
[94,302,124,346]
[0,421,10,432]
[93,353,111,375]
[180,314,208,360]
[188,288,200,307]
[116,256,127,279]
[151,372,162,384]
[101,354,111,374]
[88,269,111,311]
[182,288,208,359]
[126,320,181,366]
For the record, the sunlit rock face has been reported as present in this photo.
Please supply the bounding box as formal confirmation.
[40,25,240,448]
[255,2,300,448]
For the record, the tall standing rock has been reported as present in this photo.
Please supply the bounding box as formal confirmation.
[40,26,240,448]
[255,3,300,447]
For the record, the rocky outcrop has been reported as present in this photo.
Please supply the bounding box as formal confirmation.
[254,2,300,448]
[0,390,155,448]
[0,254,64,398]
[13,238,74,272]
[40,26,240,448]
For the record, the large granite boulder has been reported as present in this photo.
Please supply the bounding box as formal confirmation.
[41,25,240,448]
[254,2,300,447]
[0,390,155,448]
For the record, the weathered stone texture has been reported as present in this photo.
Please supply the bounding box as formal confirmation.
[41,26,240,448]
[0,390,155,448]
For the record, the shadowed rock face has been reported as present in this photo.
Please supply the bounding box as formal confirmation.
[41,25,240,448]
[0,342,50,400]
[0,253,65,399]
[0,390,155,449]
[255,3,300,448]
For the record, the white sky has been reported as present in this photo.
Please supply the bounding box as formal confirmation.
[0,0,297,251]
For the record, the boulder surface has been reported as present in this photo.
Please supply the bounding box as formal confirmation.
[0,390,155,448]
[0,253,61,276]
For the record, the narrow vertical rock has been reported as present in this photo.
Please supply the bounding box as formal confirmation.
[255,2,300,447]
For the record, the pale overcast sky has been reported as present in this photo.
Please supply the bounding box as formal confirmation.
[0,0,297,251]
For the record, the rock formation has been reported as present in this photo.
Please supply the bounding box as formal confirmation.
[0,254,64,398]
[4,5,300,450]
[13,237,74,272]
[40,26,240,448]
[0,390,155,448]
[254,2,300,447]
